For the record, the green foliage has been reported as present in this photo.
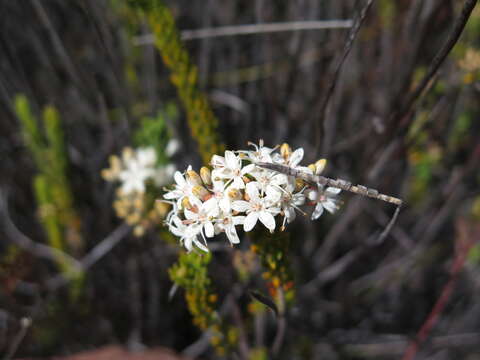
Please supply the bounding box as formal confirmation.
[14,94,83,289]
[169,251,236,355]
[133,0,225,163]
[134,103,178,165]
[251,230,295,306]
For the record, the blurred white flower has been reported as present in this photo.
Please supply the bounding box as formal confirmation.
[308,186,341,220]
[165,139,180,157]
[118,157,155,194]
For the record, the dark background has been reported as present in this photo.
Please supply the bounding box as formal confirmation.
[1,1,480,359]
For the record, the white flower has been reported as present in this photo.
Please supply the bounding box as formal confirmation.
[184,196,219,247]
[250,166,288,195]
[118,157,155,194]
[232,182,281,232]
[169,215,209,252]
[215,151,255,189]
[163,168,195,207]
[136,147,157,167]
[308,186,341,220]
[239,139,276,163]
[154,164,176,187]
[273,147,304,169]
[165,139,180,157]
[216,213,245,245]
[278,186,306,229]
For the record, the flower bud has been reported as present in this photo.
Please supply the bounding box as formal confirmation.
[181,197,193,210]
[315,159,327,175]
[192,185,209,199]
[228,188,242,201]
[186,170,202,185]
[280,143,292,160]
[200,166,212,185]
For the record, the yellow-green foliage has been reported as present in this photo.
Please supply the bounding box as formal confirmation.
[169,251,236,355]
[14,95,83,261]
[140,0,225,162]
[250,229,295,305]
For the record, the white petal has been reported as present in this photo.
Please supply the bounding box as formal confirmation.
[232,200,251,213]
[241,163,256,175]
[226,225,240,244]
[174,171,186,187]
[244,212,259,232]
[326,187,341,195]
[232,177,246,189]
[290,148,304,167]
[245,182,260,201]
[259,211,276,231]
[311,204,324,220]
[204,221,215,238]
[265,186,281,203]
[225,151,239,169]
[184,237,193,252]
[203,198,219,216]
[211,155,225,168]
[193,237,209,252]
[307,189,318,201]
[165,139,180,156]
[163,190,181,200]
[233,216,245,225]
[323,200,338,214]
[219,197,231,213]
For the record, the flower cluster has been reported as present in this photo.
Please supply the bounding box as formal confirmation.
[163,141,342,252]
[102,145,176,236]
[102,146,176,194]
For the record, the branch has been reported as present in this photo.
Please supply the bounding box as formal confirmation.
[134,20,353,44]
[313,0,375,158]
[392,0,478,129]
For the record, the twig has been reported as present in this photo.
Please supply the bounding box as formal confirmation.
[391,0,478,131]
[314,0,374,158]
[134,20,353,45]
[3,317,31,360]
[401,220,477,360]
[271,288,286,358]
[46,223,131,290]
[0,190,82,271]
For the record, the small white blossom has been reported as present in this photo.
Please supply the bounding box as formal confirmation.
[308,186,342,220]
[163,168,195,207]
[118,156,155,194]
[232,182,280,232]
[239,139,276,163]
[169,215,209,252]
[215,151,255,189]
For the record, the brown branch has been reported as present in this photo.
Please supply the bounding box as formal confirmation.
[391,0,478,132]
[313,0,375,159]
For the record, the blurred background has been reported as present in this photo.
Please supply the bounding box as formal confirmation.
[1,0,480,359]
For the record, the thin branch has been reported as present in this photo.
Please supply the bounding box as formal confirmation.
[46,223,131,290]
[3,317,31,360]
[391,0,478,130]
[0,190,82,270]
[134,20,353,45]
[313,0,374,158]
